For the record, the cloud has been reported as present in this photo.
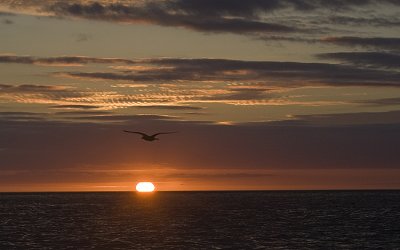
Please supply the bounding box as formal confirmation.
[1,0,399,48]
[0,11,15,16]
[327,15,400,27]
[321,36,400,51]
[44,0,400,37]
[0,83,85,96]
[55,111,112,116]
[2,55,400,109]
[50,104,103,110]
[356,97,400,106]
[68,114,177,122]
[163,172,275,180]
[43,1,299,35]
[0,83,126,109]
[2,54,400,110]
[289,110,400,126]
[0,55,136,66]
[7,0,400,16]
[0,83,76,93]
[136,105,203,110]
[4,0,398,36]
[0,111,47,121]
[0,82,260,109]
[58,57,400,87]
[259,35,400,51]
[317,52,400,69]
[199,88,272,102]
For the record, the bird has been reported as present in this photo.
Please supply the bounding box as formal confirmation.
[123,130,177,141]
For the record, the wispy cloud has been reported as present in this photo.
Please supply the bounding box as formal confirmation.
[0,83,124,109]
[2,54,400,110]
[0,84,79,95]
[0,55,136,66]
[321,36,400,51]
[2,0,399,36]
[317,52,400,69]
[56,57,400,87]
[136,105,203,110]
[0,11,15,16]
[50,104,103,110]
[355,97,400,106]
[326,15,400,27]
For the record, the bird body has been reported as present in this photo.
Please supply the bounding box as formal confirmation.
[123,130,176,141]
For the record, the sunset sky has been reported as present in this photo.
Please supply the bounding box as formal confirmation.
[1,0,400,191]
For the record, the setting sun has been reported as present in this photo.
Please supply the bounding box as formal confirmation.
[136,182,155,192]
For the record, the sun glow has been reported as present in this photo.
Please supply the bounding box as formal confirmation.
[136,182,155,192]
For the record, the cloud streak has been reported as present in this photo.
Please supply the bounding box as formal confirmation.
[136,105,203,110]
[327,15,400,27]
[0,55,136,66]
[322,37,400,51]
[3,0,399,36]
[356,97,400,106]
[58,57,400,87]
[0,84,126,109]
[317,52,400,69]
[3,54,400,110]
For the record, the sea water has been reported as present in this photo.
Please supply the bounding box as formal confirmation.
[1,191,399,249]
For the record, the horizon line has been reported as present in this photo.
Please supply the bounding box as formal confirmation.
[1,188,400,194]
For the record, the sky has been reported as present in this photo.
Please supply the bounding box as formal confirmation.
[0,0,400,191]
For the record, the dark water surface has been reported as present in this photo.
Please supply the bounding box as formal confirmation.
[1,191,400,249]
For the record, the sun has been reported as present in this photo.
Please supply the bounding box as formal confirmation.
[136,182,155,192]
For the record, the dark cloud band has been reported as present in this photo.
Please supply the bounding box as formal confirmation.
[0,55,136,66]
[59,57,400,87]
[322,37,400,51]
[4,0,399,35]
[317,52,400,69]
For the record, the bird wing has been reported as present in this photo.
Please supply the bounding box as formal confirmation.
[151,132,177,137]
[123,130,148,136]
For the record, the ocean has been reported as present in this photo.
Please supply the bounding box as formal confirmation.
[1,191,399,249]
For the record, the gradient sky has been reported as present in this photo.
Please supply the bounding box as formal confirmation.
[1,0,400,191]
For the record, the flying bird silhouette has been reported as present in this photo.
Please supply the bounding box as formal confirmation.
[123,130,177,141]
